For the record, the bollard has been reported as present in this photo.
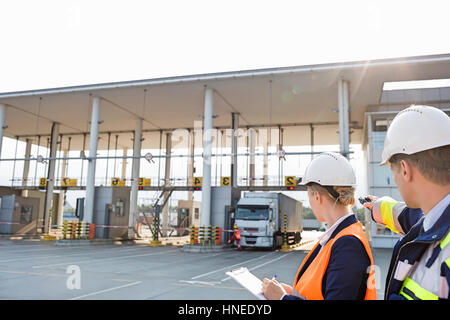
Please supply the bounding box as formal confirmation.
[150,214,162,246]
[62,221,68,239]
[190,225,195,245]
[281,212,290,252]
[217,227,222,245]
[89,223,95,239]
[77,222,82,239]
[67,221,74,239]
[194,227,199,245]
[207,225,212,246]
[201,226,207,246]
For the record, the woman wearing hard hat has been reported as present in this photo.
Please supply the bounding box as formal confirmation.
[262,152,377,300]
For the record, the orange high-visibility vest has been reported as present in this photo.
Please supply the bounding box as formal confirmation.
[293,222,377,300]
[233,229,241,240]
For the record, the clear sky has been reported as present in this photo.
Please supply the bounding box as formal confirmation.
[0,0,449,209]
[1,0,450,93]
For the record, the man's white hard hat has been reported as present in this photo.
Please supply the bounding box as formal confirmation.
[302,152,356,186]
[380,105,450,166]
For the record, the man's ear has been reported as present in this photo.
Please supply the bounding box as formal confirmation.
[399,159,413,182]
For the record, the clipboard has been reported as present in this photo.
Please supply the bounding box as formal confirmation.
[225,267,267,300]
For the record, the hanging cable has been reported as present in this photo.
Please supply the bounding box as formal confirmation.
[80,133,86,186]
[56,135,62,185]
[11,137,19,187]
[114,134,119,177]
[105,132,111,185]
[33,135,41,186]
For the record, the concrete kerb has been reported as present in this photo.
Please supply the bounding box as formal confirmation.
[181,244,227,253]
[181,237,318,253]
[55,239,144,246]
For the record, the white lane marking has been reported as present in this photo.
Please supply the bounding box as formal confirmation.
[221,251,295,281]
[0,245,153,263]
[190,251,276,280]
[68,281,142,300]
[178,280,222,286]
[0,244,151,257]
[32,248,179,269]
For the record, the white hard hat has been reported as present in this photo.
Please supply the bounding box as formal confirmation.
[302,152,356,186]
[380,105,450,166]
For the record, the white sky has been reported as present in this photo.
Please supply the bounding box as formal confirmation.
[0,0,449,208]
[1,0,450,93]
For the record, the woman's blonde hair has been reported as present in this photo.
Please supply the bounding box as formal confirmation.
[307,183,355,207]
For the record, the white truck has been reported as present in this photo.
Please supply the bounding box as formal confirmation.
[234,192,303,249]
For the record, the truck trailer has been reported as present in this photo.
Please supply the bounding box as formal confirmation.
[234,192,303,249]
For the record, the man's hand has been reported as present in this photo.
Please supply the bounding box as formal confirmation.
[362,195,378,211]
[261,278,287,300]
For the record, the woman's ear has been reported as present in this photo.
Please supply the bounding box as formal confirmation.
[314,191,322,204]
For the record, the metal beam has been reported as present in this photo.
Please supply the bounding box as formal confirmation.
[162,131,172,236]
[0,104,5,159]
[43,122,59,233]
[84,96,101,223]
[338,79,350,158]
[128,118,143,239]
[200,87,214,227]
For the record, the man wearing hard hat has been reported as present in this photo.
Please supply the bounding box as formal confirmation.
[364,105,450,300]
[227,225,242,251]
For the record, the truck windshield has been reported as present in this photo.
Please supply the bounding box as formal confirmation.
[236,206,269,220]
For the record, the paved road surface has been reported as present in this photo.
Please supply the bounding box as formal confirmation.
[0,239,392,300]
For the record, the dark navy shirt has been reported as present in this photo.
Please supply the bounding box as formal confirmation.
[283,215,371,300]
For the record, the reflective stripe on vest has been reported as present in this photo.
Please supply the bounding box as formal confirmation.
[292,222,377,300]
[372,196,406,234]
[440,232,450,250]
[400,277,439,300]
[380,200,400,234]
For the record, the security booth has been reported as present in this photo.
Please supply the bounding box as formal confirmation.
[0,194,40,235]
[93,186,130,239]
[178,200,201,225]
[210,186,241,244]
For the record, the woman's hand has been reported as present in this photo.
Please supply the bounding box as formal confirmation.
[261,278,287,300]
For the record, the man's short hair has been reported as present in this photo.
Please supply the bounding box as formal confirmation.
[389,145,450,185]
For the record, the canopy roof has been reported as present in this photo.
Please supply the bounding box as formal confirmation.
[1,53,450,151]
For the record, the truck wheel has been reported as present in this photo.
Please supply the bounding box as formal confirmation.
[271,235,279,250]
[294,232,302,244]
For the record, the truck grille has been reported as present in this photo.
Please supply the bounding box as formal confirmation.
[244,227,259,232]
[244,236,257,244]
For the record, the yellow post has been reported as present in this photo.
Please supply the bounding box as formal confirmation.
[190,225,195,245]
[62,220,68,239]
[281,212,290,252]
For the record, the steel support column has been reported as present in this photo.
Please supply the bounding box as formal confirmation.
[230,112,239,188]
[0,104,5,159]
[84,96,101,223]
[22,138,32,188]
[121,147,128,180]
[338,79,350,158]
[128,118,143,239]
[200,87,214,227]
[43,122,59,233]
[249,128,256,187]
[57,150,68,229]
[162,131,172,236]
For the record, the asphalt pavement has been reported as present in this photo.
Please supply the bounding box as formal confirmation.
[0,238,392,300]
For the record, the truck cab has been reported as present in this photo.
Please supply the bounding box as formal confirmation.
[235,196,277,248]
